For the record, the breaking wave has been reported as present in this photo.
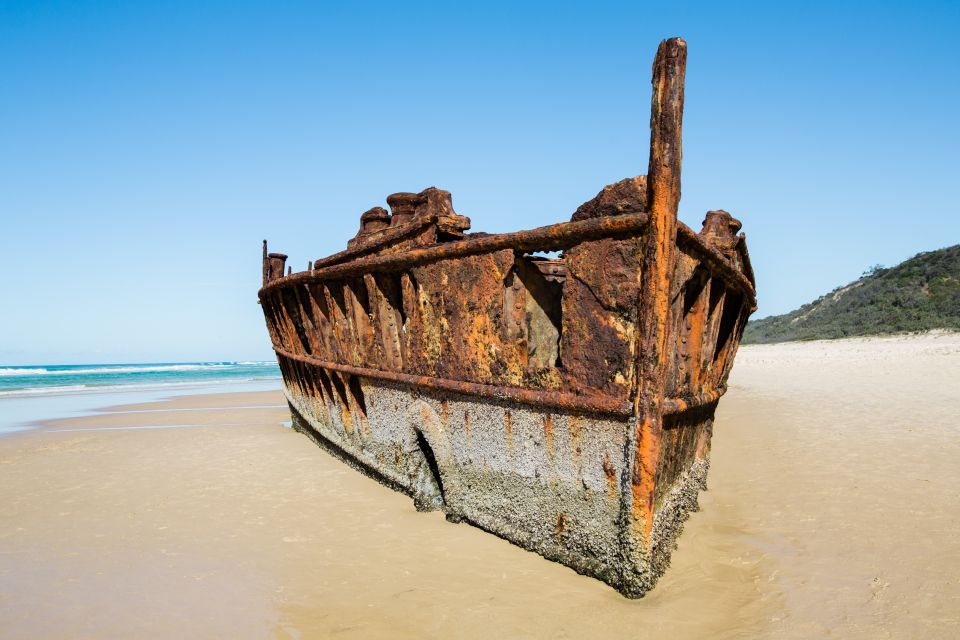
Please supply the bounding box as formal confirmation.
[0,361,281,398]
[0,362,275,377]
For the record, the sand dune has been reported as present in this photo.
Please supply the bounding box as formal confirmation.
[1,333,958,638]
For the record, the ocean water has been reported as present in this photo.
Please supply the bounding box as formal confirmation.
[0,361,280,398]
[0,361,283,436]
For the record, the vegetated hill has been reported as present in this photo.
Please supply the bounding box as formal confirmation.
[743,244,960,344]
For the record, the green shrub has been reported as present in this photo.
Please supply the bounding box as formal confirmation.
[743,245,960,344]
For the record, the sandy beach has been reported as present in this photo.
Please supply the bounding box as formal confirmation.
[1,333,959,638]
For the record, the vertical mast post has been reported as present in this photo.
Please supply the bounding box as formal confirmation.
[630,37,687,555]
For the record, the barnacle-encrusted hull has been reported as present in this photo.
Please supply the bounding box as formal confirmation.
[258,37,756,597]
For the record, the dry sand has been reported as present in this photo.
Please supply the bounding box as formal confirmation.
[1,333,959,638]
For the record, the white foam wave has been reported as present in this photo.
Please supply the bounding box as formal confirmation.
[0,363,255,377]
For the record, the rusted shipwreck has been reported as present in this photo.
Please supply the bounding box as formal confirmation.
[258,37,756,597]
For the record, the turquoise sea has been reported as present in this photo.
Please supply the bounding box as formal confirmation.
[0,361,280,397]
[0,361,282,435]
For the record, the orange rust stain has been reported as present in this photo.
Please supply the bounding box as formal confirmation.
[440,399,449,427]
[603,454,618,500]
[686,296,708,390]
[632,415,662,540]
[359,412,371,437]
[467,311,496,381]
[569,415,583,472]
[341,405,353,433]
[695,420,712,459]
[555,512,566,543]
[464,410,470,436]
[653,241,674,373]
[504,410,513,452]
[418,404,434,427]
[542,414,554,457]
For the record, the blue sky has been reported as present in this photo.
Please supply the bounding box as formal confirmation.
[2,1,958,364]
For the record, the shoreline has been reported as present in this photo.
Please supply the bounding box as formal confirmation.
[1,334,959,637]
[0,379,282,437]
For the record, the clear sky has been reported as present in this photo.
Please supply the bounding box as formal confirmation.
[2,1,958,364]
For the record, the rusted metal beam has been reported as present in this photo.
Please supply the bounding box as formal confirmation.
[273,346,634,417]
[660,385,726,415]
[676,223,756,304]
[260,213,649,296]
[315,213,437,270]
[633,36,688,541]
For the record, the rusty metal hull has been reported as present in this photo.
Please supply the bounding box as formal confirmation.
[257,37,756,597]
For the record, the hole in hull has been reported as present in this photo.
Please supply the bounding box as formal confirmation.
[714,291,742,362]
[512,257,564,369]
[348,375,367,417]
[414,430,445,509]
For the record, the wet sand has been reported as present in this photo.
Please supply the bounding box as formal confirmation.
[1,334,959,638]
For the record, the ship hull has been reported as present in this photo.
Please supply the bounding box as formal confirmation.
[258,37,757,597]
[282,366,713,597]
